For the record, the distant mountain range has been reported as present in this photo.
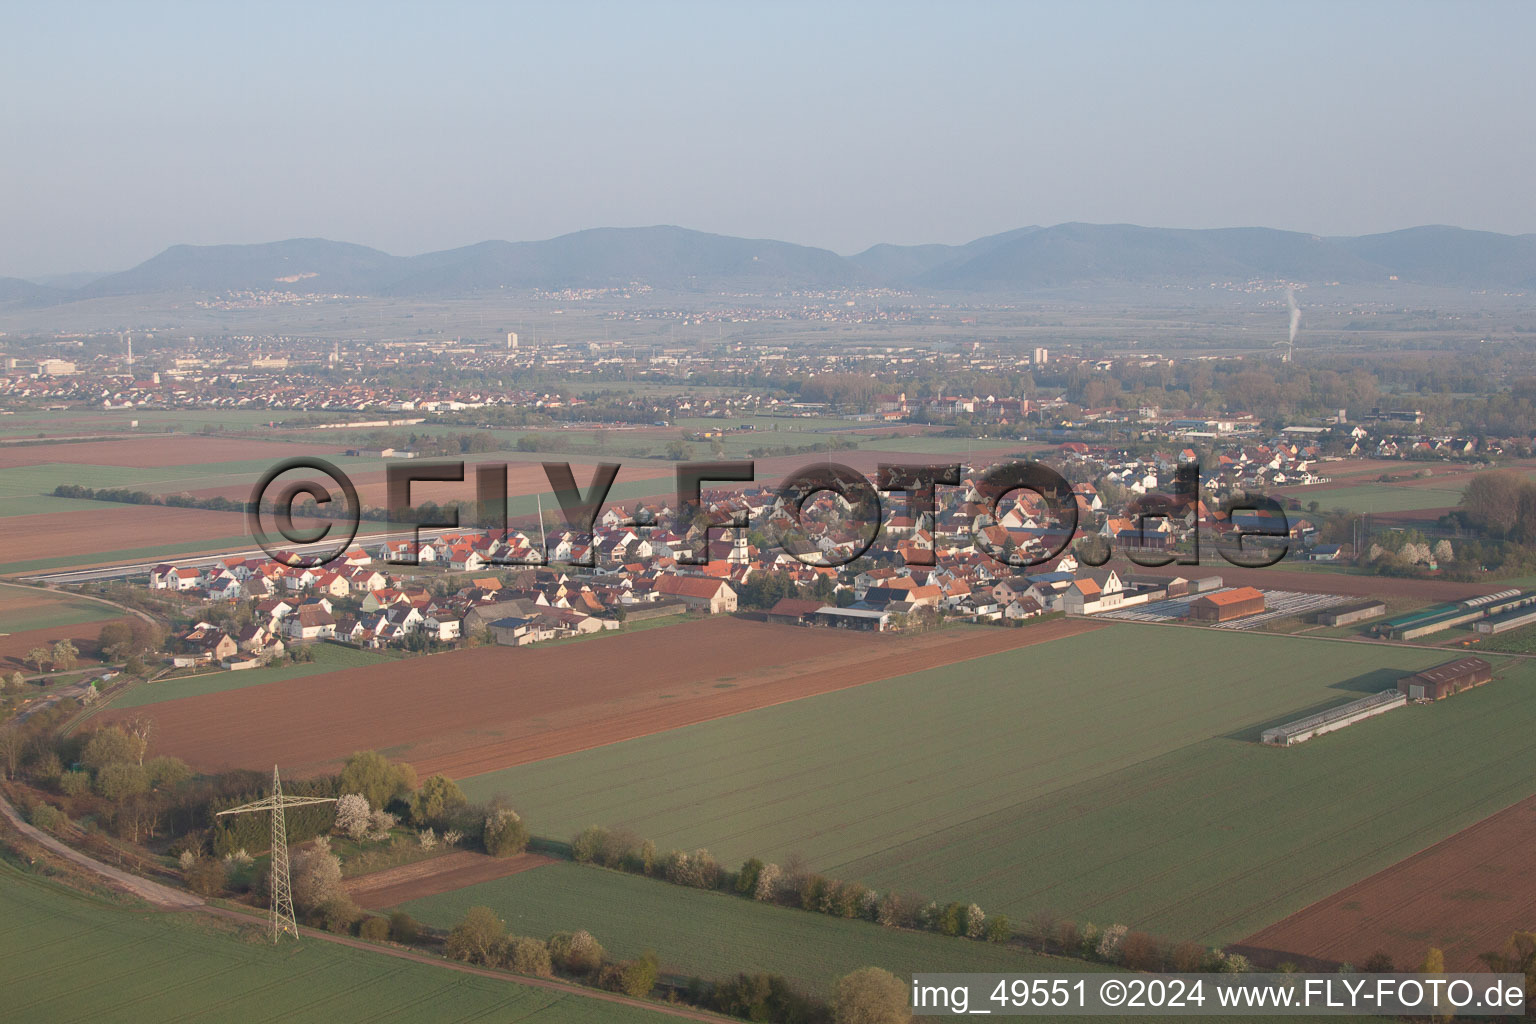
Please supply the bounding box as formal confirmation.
[9,223,1536,303]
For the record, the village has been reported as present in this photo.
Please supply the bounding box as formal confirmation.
[134,434,1383,675]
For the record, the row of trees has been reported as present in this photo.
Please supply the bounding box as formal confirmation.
[439,902,906,1024]
[564,825,1339,982]
[1457,469,1536,542]
[568,825,1011,947]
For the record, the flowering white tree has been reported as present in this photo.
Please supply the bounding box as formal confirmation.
[1097,923,1128,961]
[418,827,438,850]
[1433,539,1454,563]
[334,793,371,841]
[291,838,344,913]
[753,862,782,902]
[965,903,987,939]
[366,808,395,842]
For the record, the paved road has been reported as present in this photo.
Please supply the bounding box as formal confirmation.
[18,527,453,585]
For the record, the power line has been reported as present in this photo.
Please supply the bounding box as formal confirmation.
[216,766,336,943]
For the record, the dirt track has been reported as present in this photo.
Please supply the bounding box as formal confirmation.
[346,850,556,909]
[104,617,1102,779]
[1236,794,1536,971]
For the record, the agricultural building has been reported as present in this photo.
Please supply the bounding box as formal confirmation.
[1262,689,1407,746]
[1375,590,1530,640]
[1317,600,1387,627]
[764,597,826,625]
[1397,657,1493,701]
[811,606,891,631]
[1188,586,1265,622]
[1186,576,1225,594]
[1475,607,1536,634]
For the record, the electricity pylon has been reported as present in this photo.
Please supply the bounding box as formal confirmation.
[217,765,337,943]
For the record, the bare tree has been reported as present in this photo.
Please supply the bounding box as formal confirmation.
[123,715,154,765]
[0,725,23,779]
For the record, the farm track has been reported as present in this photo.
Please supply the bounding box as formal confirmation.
[346,850,557,909]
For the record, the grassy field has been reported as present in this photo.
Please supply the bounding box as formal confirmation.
[1288,484,1463,514]
[0,521,402,577]
[0,864,671,1024]
[110,643,397,709]
[459,625,1536,945]
[393,861,1113,997]
[0,588,123,632]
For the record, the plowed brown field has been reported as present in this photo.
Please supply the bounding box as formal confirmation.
[0,617,134,672]
[1111,562,1499,603]
[1237,794,1536,970]
[104,617,1101,779]
[1,505,249,565]
[345,850,556,909]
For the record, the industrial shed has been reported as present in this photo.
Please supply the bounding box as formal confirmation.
[1398,657,1493,701]
[1188,586,1265,623]
[1318,600,1387,627]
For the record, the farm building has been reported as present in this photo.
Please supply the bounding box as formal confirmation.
[1188,586,1265,623]
[1475,607,1536,634]
[1262,689,1407,746]
[1125,573,1188,597]
[653,575,738,614]
[1397,657,1493,701]
[1318,600,1387,627]
[812,606,891,631]
[764,597,826,626]
[1186,575,1225,594]
[1376,590,1533,640]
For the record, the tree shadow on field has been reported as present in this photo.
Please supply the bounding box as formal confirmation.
[1223,668,1410,742]
[1330,668,1408,694]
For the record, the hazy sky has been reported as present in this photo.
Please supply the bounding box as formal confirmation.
[3,1,1534,277]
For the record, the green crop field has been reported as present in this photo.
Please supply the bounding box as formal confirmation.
[459,625,1536,945]
[393,861,1112,997]
[0,864,671,1024]
[1467,622,1536,654]
[0,588,122,632]
[1287,484,1463,514]
[851,435,1023,456]
[110,643,397,708]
